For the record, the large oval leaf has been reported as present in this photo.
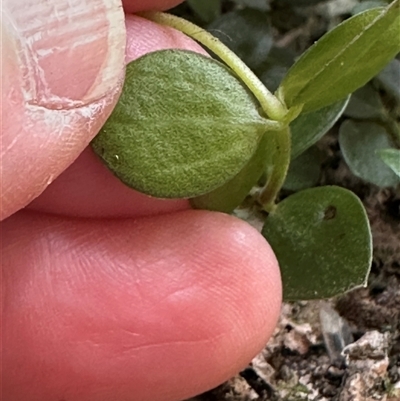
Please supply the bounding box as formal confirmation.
[190,129,277,213]
[262,186,372,300]
[277,1,400,113]
[92,50,268,198]
[339,120,400,187]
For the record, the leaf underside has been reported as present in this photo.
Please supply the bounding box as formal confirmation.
[190,129,281,212]
[92,50,268,198]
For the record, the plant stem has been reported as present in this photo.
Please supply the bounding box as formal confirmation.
[258,127,292,213]
[139,11,288,122]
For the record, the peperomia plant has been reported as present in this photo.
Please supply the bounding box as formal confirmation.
[91,1,400,301]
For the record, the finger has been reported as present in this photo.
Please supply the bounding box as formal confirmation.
[28,15,207,218]
[1,0,126,220]
[2,210,282,401]
[29,148,190,218]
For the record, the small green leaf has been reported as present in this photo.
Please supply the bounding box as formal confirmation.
[291,97,349,160]
[262,186,372,300]
[344,83,385,120]
[190,130,277,212]
[378,148,400,177]
[278,1,400,113]
[92,50,267,198]
[187,0,221,23]
[208,8,273,71]
[283,146,322,191]
[339,120,400,187]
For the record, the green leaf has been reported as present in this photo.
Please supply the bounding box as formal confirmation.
[378,148,400,177]
[339,120,400,187]
[344,83,385,120]
[262,186,372,300]
[208,8,272,71]
[283,146,322,191]
[187,0,221,23]
[291,97,349,160]
[278,1,400,113]
[190,130,277,213]
[92,50,267,198]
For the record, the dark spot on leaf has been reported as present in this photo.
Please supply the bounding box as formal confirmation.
[324,205,337,220]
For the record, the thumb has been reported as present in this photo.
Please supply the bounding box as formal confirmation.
[1,0,126,220]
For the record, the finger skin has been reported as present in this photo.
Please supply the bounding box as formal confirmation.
[2,210,282,401]
[28,148,190,218]
[28,15,207,218]
[1,1,188,220]
[2,3,283,401]
[1,0,126,220]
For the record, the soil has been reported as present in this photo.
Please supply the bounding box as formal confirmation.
[186,130,400,401]
[178,1,400,400]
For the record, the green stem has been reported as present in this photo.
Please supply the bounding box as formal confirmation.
[258,127,292,213]
[139,11,288,122]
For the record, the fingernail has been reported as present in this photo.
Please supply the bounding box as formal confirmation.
[3,0,126,109]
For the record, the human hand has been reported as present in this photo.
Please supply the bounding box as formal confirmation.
[1,1,282,400]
